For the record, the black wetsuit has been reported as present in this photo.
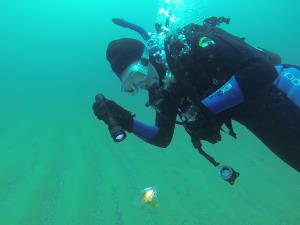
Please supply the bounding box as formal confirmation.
[133,24,300,172]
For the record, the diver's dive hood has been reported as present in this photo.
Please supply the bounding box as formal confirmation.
[106,38,145,77]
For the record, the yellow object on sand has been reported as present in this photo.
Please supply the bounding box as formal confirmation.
[141,187,157,207]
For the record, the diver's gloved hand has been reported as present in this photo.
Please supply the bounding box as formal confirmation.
[93,95,134,132]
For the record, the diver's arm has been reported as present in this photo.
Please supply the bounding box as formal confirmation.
[201,59,278,114]
[148,109,177,147]
[131,106,177,148]
[93,96,176,147]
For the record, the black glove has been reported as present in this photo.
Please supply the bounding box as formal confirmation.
[93,94,134,132]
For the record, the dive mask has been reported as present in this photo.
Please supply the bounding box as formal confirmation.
[120,47,152,94]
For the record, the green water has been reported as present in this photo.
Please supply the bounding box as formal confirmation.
[0,0,300,224]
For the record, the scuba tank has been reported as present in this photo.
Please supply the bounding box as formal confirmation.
[202,17,281,65]
[255,47,281,65]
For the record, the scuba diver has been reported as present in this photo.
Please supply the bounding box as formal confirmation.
[93,16,300,181]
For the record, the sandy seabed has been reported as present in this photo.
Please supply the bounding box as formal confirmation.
[0,98,299,225]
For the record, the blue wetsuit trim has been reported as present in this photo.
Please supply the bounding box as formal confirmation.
[274,65,300,108]
[132,119,160,141]
[201,76,244,114]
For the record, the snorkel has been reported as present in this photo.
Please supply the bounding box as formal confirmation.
[112,18,169,68]
[112,18,151,40]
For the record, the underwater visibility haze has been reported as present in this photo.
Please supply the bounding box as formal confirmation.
[0,0,300,224]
